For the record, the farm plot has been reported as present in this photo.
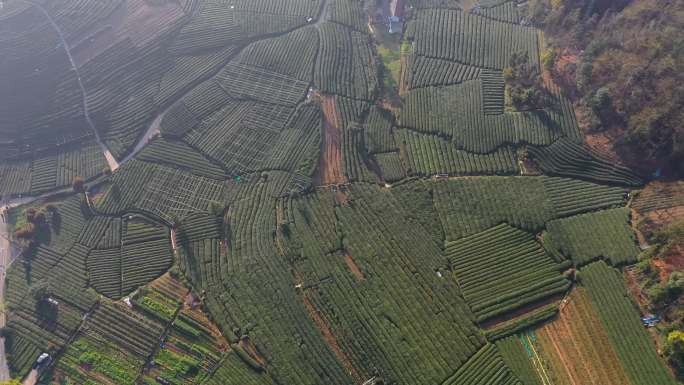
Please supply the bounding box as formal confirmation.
[441,343,523,385]
[184,100,296,175]
[261,103,322,178]
[142,307,228,385]
[55,301,166,385]
[216,62,309,107]
[236,26,319,82]
[0,143,108,197]
[364,106,397,154]
[390,179,445,246]
[632,181,684,213]
[405,55,481,89]
[444,224,570,323]
[375,152,405,182]
[136,138,227,180]
[154,45,239,107]
[4,243,98,378]
[535,287,633,385]
[3,197,101,376]
[341,125,377,182]
[95,160,224,223]
[171,0,321,54]
[131,274,229,385]
[400,80,581,153]
[431,176,627,240]
[199,172,355,385]
[528,138,642,187]
[396,128,517,176]
[580,261,678,385]
[410,8,539,70]
[316,22,378,101]
[282,185,486,385]
[328,0,368,32]
[0,161,32,197]
[546,208,640,266]
[472,1,524,24]
[88,215,173,299]
[204,351,276,385]
[496,336,543,385]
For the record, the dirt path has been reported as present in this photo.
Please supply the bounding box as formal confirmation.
[314,0,330,28]
[343,252,364,280]
[22,369,38,385]
[316,96,347,186]
[301,295,362,384]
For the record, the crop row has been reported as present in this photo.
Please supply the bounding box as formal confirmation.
[400,81,577,153]
[411,8,539,70]
[496,335,543,385]
[632,181,684,213]
[472,1,523,25]
[396,128,517,176]
[316,22,378,101]
[203,173,355,385]
[432,176,628,240]
[364,106,397,154]
[546,208,640,266]
[284,184,485,384]
[217,62,309,107]
[442,343,522,385]
[445,223,569,322]
[185,100,295,175]
[528,138,642,186]
[375,152,405,182]
[406,55,481,89]
[580,261,678,385]
[238,26,319,82]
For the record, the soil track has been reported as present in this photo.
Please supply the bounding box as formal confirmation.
[536,288,632,385]
[301,294,362,384]
[316,96,347,186]
[343,253,364,280]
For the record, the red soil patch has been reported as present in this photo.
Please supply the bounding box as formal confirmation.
[536,288,633,385]
[653,245,684,282]
[315,96,347,186]
[343,253,364,281]
[584,130,623,163]
[644,206,684,229]
[624,267,650,309]
[334,188,349,205]
[71,0,186,67]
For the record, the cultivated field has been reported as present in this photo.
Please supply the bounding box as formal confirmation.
[0,0,676,384]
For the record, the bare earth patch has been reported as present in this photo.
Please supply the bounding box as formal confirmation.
[315,96,348,186]
[536,288,633,385]
[343,252,364,280]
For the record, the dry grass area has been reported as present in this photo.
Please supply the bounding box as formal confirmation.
[536,288,632,385]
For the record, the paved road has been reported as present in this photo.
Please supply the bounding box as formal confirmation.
[0,207,13,381]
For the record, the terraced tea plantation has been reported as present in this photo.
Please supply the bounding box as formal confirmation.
[0,0,677,384]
